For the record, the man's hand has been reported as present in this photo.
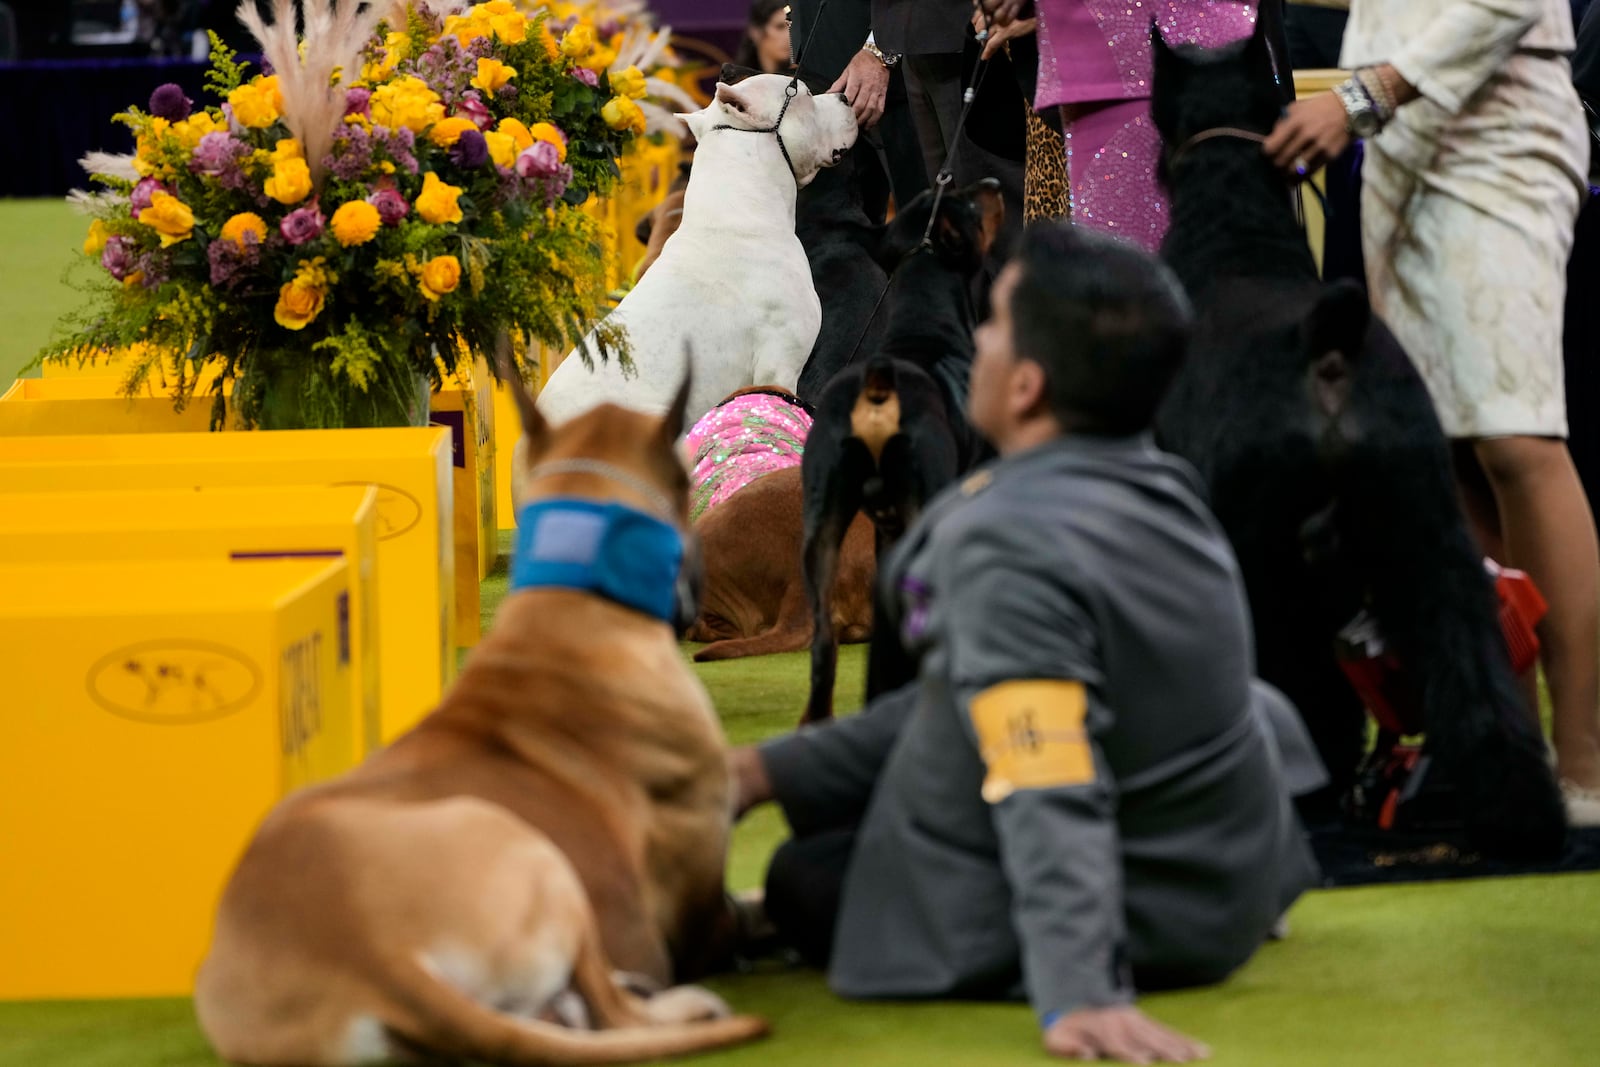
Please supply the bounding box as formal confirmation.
[974,0,1033,29]
[829,49,891,130]
[971,10,1035,61]
[728,745,773,820]
[1044,1006,1211,1063]
[1263,92,1351,180]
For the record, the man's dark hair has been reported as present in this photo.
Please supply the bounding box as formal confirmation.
[1010,223,1193,435]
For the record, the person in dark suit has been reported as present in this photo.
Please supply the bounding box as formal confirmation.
[787,0,927,219]
[873,0,973,185]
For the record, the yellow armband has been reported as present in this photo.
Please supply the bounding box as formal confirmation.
[969,679,1094,803]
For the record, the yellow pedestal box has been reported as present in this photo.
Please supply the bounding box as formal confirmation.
[0,557,356,999]
[0,429,454,743]
[431,361,498,644]
[0,377,216,433]
[0,485,383,756]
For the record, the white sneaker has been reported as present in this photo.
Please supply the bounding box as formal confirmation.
[1560,778,1600,828]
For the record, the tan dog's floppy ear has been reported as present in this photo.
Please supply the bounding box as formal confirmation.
[494,334,547,449]
[968,177,1006,257]
[660,347,694,443]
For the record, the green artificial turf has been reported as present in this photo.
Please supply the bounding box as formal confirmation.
[4,203,1600,1066]
[0,200,93,388]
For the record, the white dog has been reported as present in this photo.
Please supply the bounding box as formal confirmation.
[534,74,858,431]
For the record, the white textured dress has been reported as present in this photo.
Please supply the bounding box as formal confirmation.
[1343,0,1589,438]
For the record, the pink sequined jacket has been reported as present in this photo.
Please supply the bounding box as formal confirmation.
[684,390,813,522]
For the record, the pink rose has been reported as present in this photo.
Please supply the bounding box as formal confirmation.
[515,140,563,179]
[343,87,372,118]
[129,177,171,218]
[367,186,409,226]
[571,67,599,88]
[454,93,493,130]
[101,236,135,280]
[279,202,326,245]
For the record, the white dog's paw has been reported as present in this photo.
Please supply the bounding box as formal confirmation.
[642,985,733,1024]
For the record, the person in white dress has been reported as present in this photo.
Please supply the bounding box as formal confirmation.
[1265,0,1600,825]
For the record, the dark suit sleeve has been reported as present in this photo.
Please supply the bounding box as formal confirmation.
[759,682,919,836]
[942,524,1134,1022]
[792,0,874,84]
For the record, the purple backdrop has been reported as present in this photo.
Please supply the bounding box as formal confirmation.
[652,0,748,30]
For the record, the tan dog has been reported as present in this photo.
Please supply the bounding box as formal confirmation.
[688,467,875,662]
[195,374,766,1066]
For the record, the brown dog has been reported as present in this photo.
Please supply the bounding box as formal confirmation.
[195,375,765,1066]
[688,466,875,661]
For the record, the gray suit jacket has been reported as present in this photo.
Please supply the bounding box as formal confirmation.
[762,434,1323,1020]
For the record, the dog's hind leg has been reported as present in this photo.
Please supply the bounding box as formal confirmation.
[801,442,872,725]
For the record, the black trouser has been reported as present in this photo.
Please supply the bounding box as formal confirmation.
[1284,4,1350,71]
[763,827,858,968]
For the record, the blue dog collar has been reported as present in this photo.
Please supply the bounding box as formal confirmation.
[511,497,684,625]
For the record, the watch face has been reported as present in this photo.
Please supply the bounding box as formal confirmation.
[1351,110,1380,138]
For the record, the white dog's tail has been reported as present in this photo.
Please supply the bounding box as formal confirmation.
[380,948,767,1066]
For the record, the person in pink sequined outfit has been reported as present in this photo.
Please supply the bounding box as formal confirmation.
[981,0,1261,250]
[684,389,814,523]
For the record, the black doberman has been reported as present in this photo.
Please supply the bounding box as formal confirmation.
[1151,20,1566,859]
[798,180,1003,726]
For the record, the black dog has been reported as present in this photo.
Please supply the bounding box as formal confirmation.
[1150,22,1566,858]
[799,180,1003,726]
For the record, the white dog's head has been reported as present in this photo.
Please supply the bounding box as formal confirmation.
[684,73,858,188]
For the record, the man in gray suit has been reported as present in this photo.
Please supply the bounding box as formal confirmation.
[729,224,1324,1063]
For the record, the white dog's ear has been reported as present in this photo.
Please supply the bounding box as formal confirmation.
[714,80,755,116]
[677,110,709,140]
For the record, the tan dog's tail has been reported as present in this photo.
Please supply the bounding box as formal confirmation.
[382,956,767,1066]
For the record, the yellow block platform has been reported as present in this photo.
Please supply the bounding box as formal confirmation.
[0,557,356,999]
[0,485,383,755]
[0,429,454,741]
[0,377,215,433]
[432,362,498,643]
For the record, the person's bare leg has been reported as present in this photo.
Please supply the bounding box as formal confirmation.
[1452,442,1538,723]
[1475,435,1600,791]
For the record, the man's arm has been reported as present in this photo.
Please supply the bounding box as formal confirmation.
[736,682,920,834]
[944,524,1208,1064]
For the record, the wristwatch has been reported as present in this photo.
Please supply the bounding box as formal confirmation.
[1333,78,1382,138]
[863,36,901,69]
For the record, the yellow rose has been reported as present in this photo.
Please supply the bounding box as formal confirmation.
[83,219,110,257]
[483,130,516,168]
[220,212,268,246]
[229,75,283,128]
[428,115,480,147]
[384,31,411,60]
[472,57,517,94]
[498,117,534,152]
[587,43,618,72]
[527,121,567,161]
[610,65,648,101]
[560,23,596,59]
[485,8,526,43]
[415,171,464,225]
[601,96,646,136]
[330,200,382,246]
[271,138,304,163]
[137,191,194,247]
[264,156,313,205]
[370,76,445,132]
[170,110,226,151]
[442,13,490,45]
[274,277,326,330]
[418,254,461,301]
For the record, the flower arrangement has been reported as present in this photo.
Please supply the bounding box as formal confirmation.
[36,0,664,430]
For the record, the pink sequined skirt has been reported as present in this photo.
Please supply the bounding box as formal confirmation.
[685,391,812,522]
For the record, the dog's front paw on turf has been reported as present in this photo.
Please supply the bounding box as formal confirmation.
[644,985,733,1023]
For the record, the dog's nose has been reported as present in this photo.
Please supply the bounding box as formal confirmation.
[835,92,850,102]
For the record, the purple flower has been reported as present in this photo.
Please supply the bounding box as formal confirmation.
[149,83,192,121]
[207,232,261,287]
[450,129,489,167]
[571,67,599,88]
[515,141,564,179]
[190,131,251,186]
[279,202,326,245]
[129,177,170,218]
[101,236,135,280]
[131,249,168,288]
[376,124,419,175]
[343,86,372,118]
[455,93,493,129]
[325,124,375,181]
[368,186,409,225]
